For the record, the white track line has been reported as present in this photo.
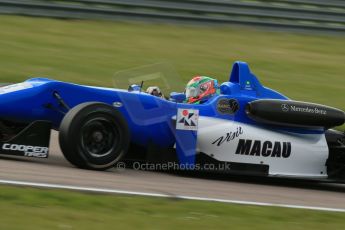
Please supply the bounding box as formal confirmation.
[0,179,345,213]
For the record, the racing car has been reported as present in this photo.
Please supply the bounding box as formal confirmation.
[0,61,344,181]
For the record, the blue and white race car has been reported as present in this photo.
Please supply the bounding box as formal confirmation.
[0,61,344,181]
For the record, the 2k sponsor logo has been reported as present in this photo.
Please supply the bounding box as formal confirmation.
[176,109,199,131]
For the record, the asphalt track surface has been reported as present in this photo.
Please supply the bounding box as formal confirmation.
[1,131,345,209]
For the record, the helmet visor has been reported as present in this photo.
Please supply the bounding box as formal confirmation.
[185,87,199,98]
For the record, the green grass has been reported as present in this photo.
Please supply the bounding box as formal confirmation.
[0,15,344,129]
[0,185,345,230]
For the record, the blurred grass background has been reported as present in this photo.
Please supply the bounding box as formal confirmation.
[1,185,345,230]
[0,15,344,130]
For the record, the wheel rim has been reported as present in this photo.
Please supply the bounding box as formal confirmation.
[80,118,120,158]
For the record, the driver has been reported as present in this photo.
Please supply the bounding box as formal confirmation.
[145,75,219,103]
[185,76,219,104]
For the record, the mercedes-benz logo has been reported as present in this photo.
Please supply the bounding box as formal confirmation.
[281,104,289,112]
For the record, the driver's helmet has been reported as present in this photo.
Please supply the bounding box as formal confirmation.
[146,86,164,98]
[185,76,218,104]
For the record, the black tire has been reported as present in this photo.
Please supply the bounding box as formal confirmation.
[59,102,130,170]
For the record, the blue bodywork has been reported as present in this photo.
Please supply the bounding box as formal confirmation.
[0,62,322,165]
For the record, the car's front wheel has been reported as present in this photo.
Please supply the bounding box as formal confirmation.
[59,102,130,170]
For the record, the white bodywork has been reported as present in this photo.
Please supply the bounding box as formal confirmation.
[197,117,328,178]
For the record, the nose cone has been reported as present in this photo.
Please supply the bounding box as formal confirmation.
[0,80,53,123]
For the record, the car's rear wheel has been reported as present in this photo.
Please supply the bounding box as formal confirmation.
[59,102,130,170]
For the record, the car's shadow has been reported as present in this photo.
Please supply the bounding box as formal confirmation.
[0,153,71,167]
[1,153,345,194]
[122,155,345,193]
[169,170,345,193]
